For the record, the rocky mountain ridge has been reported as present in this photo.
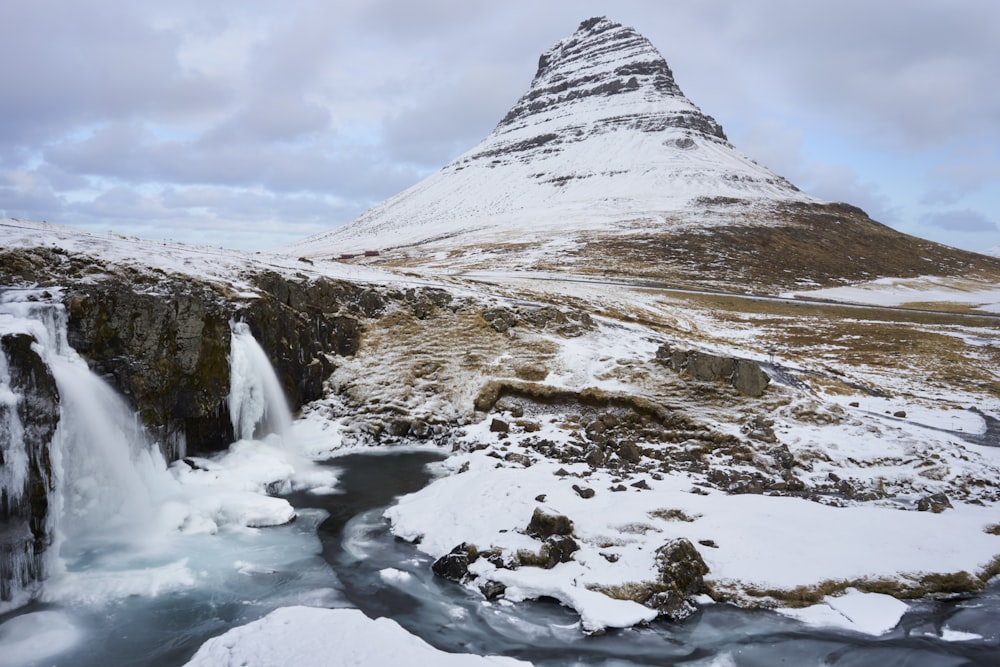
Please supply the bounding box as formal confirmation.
[283,17,1000,295]
[284,17,810,261]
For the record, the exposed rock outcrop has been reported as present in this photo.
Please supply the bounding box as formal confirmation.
[657,344,770,397]
[1,332,59,605]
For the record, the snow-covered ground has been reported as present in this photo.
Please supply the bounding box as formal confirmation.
[183,606,527,667]
[787,275,1000,314]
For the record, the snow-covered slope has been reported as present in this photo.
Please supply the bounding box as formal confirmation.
[285,17,814,258]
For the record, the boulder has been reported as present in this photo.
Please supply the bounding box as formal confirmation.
[647,538,710,620]
[733,359,770,396]
[431,543,478,582]
[917,493,952,513]
[526,507,574,538]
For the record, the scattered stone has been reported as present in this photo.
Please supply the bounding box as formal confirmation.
[554,467,570,477]
[768,444,795,470]
[917,492,952,513]
[504,452,532,467]
[584,445,606,468]
[479,580,507,600]
[610,484,627,492]
[617,441,643,464]
[893,410,907,418]
[631,479,651,490]
[600,552,620,563]
[535,494,547,502]
[698,539,719,549]
[490,418,510,433]
[482,307,518,333]
[849,401,860,408]
[573,484,596,499]
[526,507,574,538]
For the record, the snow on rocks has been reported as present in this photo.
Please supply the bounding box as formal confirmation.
[385,410,1000,634]
[183,605,528,667]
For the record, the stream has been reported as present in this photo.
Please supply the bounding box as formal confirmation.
[2,449,999,666]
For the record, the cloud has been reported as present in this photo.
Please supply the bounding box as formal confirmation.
[0,1,996,251]
[921,209,998,233]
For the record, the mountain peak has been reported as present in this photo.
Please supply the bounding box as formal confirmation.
[496,16,726,142]
[286,17,811,261]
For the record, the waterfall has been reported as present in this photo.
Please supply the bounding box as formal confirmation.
[0,290,175,608]
[228,322,292,442]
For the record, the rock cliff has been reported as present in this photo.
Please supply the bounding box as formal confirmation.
[0,331,59,606]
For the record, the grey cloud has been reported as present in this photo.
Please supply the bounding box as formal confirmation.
[921,209,998,233]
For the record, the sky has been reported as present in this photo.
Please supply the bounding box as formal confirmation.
[1,0,998,253]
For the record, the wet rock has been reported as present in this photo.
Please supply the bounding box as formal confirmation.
[526,507,574,538]
[917,492,952,513]
[432,543,477,582]
[479,580,507,600]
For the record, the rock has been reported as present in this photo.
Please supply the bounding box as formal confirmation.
[630,479,651,490]
[572,484,596,499]
[647,538,710,621]
[526,507,574,538]
[482,307,518,333]
[610,484,628,492]
[584,445,605,468]
[768,444,794,470]
[431,543,477,582]
[540,535,580,568]
[917,492,952,513]
[616,441,643,464]
[686,351,736,383]
[1,332,60,603]
[733,359,770,397]
[698,539,719,549]
[893,410,907,418]
[534,494,547,502]
[489,418,510,433]
[479,580,507,600]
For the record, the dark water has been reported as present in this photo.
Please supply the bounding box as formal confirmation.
[289,451,1000,666]
[4,450,1000,666]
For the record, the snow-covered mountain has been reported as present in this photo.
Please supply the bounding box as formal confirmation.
[285,17,814,258]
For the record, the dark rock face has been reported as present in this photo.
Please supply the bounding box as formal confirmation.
[1,332,60,604]
[63,272,365,455]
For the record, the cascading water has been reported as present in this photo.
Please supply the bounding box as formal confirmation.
[0,290,176,600]
[228,321,292,442]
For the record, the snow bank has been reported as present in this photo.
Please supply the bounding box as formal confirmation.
[777,589,908,636]
[386,433,1000,633]
[183,606,529,666]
